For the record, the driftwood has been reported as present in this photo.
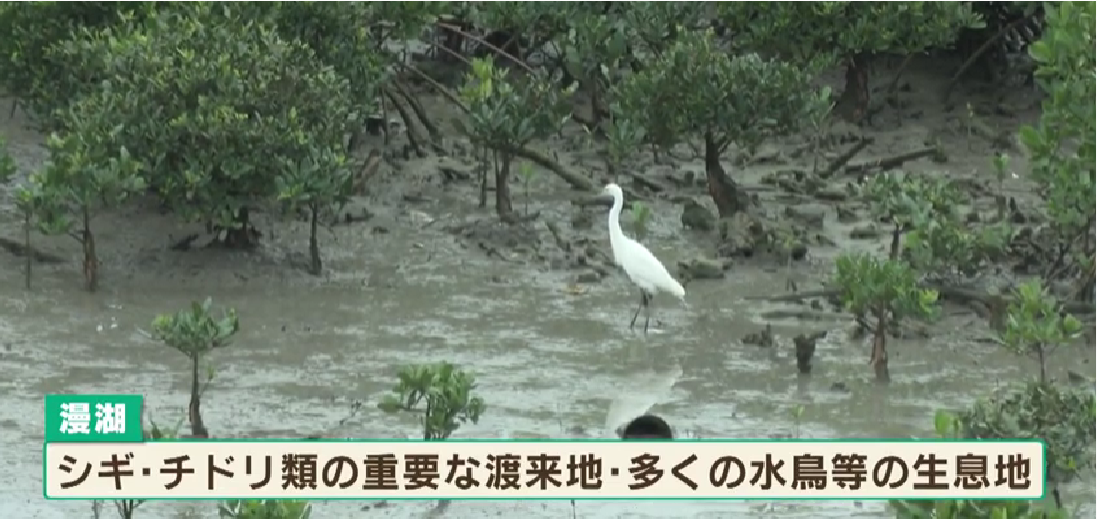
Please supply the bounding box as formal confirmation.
[507,144,593,191]
[399,49,596,190]
[382,88,427,158]
[391,80,444,145]
[169,234,201,251]
[624,171,667,193]
[843,146,941,175]
[819,138,874,179]
[398,58,594,192]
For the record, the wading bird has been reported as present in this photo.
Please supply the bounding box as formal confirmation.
[600,183,686,333]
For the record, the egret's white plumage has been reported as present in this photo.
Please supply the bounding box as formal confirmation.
[601,183,686,332]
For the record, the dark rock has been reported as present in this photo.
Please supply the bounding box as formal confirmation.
[742,324,775,347]
[680,199,716,231]
[814,234,838,247]
[789,243,809,261]
[849,225,879,240]
[835,204,859,223]
[575,270,601,284]
[815,187,847,202]
[717,212,767,257]
[678,256,724,280]
[784,206,826,230]
[571,212,594,230]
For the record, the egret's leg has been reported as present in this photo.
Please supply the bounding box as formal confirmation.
[642,292,653,334]
[629,291,646,329]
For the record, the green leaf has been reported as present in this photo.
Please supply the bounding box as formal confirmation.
[933,410,954,438]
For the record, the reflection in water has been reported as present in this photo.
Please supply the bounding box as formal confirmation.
[0,214,1092,518]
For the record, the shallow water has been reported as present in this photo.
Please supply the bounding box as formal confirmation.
[1,68,1092,517]
[1,213,1092,519]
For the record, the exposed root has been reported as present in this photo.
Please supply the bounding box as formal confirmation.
[398,62,593,191]
[747,285,1096,318]
[382,88,427,158]
[943,17,1033,102]
[0,235,65,263]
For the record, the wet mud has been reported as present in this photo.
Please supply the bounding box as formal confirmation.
[0,58,1092,518]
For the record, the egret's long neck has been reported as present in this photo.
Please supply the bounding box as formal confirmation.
[607,193,626,249]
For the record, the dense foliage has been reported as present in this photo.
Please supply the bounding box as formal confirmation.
[1018,1,1095,298]
[0,3,1091,515]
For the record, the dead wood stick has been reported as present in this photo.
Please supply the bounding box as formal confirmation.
[398,62,594,192]
[506,144,594,192]
[625,171,666,193]
[543,221,570,253]
[382,89,426,157]
[820,138,874,179]
[391,79,444,146]
[743,289,838,302]
[844,146,940,175]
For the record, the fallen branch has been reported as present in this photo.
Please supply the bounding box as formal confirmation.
[505,144,593,192]
[400,62,593,192]
[931,284,1095,317]
[434,22,537,74]
[819,138,874,179]
[169,234,200,252]
[543,221,570,253]
[391,79,445,147]
[844,146,940,175]
[624,171,666,193]
[382,88,427,157]
[477,241,516,262]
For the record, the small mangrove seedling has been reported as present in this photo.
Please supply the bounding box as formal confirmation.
[151,298,239,438]
[516,161,536,217]
[378,361,485,440]
[997,279,1082,385]
[218,500,312,519]
[629,200,652,240]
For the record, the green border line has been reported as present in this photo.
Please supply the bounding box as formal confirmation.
[43,438,1047,501]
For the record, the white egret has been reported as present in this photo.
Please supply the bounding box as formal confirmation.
[600,183,686,333]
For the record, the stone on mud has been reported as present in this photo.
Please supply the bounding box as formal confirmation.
[717,212,765,257]
[849,224,880,240]
[332,199,373,225]
[836,204,859,223]
[680,198,716,231]
[570,211,594,230]
[814,186,848,202]
[679,256,725,280]
[784,205,826,230]
[575,270,602,284]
